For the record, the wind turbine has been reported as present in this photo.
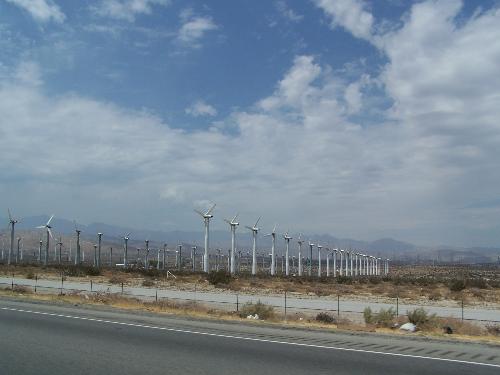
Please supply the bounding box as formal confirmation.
[123,232,130,268]
[36,215,54,266]
[16,237,21,264]
[74,221,82,266]
[283,231,292,276]
[308,241,314,277]
[194,203,216,273]
[264,224,278,276]
[317,244,323,277]
[224,214,239,275]
[97,233,103,269]
[245,216,260,276]
[7,209,18,266]
[57,237,63,265]
[297,234,304,277]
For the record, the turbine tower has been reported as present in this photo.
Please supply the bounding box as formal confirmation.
[194,203,216,273]
[74,221,82,266]
[283,231,292,276]
[57,237,63,265]
[36,215,54,266]
[97,233,103,269]
[245,216,261,276]
[297,235,304,276]
[7,209,18,266]
[123,232,130,267]
[317,244,323,277]
[224,214,239,275]
[265,224,278,276]
[308,241,314,277]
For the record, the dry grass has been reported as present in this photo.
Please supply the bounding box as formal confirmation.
[1,285,499,345]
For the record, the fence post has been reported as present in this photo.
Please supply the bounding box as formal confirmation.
[121,282,124,294]
[35,275,37,293]
[11,273,14,291]
[396,295,399,316]
[337,294,340,319]
[236,294,239,312]
[60,274,64,295]
[90,280,93,292]
[155,288,158,302]
[461,299,464,321]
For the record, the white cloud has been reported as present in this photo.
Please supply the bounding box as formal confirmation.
[176,12,218,48]
[94,0,170,22]
[314,0,374,40]
[6,0,65,23]
[275,1,303,22]
[2,1,500,245]
[185,100,217,117]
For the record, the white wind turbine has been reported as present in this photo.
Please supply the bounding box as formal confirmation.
[224,214,239,275]
[36,215,54,266]
[245,216,261,276]
[317,243,323,277]
[74,221,82,265]
[297,234,304,276]
[123,232,130,267]
[194,203,216,273]
[7,209,18,266]
[283,231,292,276]
[265,224,278,276]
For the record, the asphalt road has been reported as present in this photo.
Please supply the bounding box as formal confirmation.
[1,276,498,322]
[0,298,499,374]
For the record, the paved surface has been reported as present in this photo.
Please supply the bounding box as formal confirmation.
[0,276,498,322]
[0,297,499,374]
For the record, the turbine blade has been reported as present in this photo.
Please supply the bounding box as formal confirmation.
[254,216,261,227]
[244,226,253,231]
[46,214,54,226]
[194,209,204,217]
[223,218,231,225]
[125,232,131,238]
[7,209,12,222]
[231,213,239,222]
[48,228,53,239]
[205,203,216,215]
[273,224,277,233]
[36,225,45,229]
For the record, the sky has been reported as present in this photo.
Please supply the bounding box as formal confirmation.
[1,0,500,247]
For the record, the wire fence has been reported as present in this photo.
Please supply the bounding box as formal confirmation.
[1,274,499,326]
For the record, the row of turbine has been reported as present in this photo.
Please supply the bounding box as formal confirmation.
[195,204,390,276]
[5,207,390,276]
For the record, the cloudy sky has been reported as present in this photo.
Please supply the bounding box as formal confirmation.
[1,0,499,246]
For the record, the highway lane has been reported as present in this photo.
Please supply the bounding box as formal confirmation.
[0,298,499,374]
[1,276,498,322]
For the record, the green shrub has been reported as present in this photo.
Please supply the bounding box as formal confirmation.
[207,270,232,286]
[407,307,436,326]
[85,267,101,276]
[363,307,396,327]
[239,300,275,320]
[316,312,335,324]
[363,307,374,324]
[336,276,352,284]
[467,278,488,289]
[486,324,500,336]
[449,279,466,292]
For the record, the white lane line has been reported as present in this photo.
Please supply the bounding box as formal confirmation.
[1,306,499,369]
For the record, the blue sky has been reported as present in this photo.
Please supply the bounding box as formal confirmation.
[1,0,500,246]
